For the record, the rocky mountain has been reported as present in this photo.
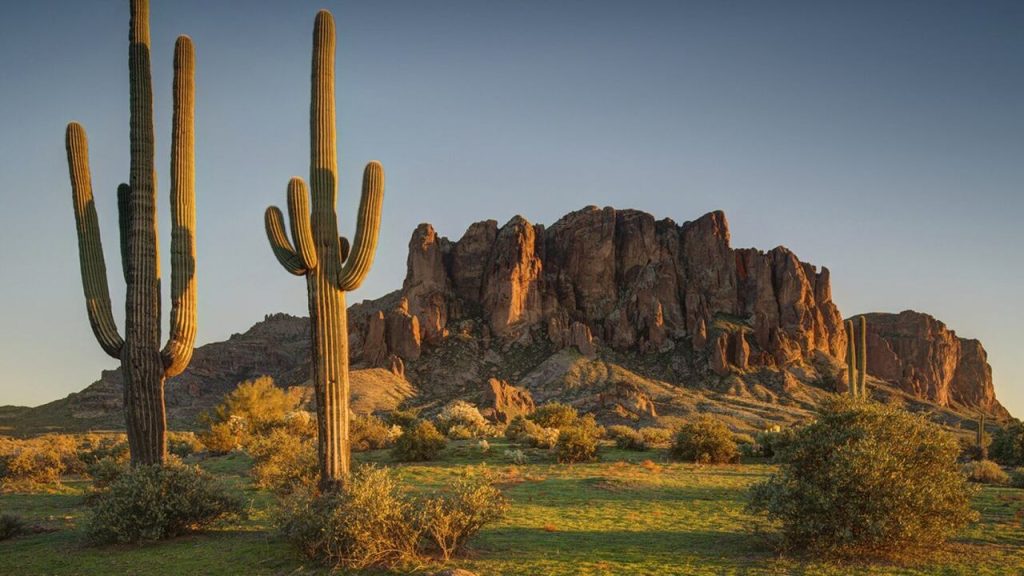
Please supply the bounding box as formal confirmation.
[1,206,1008,435]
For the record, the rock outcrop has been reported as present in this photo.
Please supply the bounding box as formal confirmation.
[354,206,847,378]
[860,311,1007,417]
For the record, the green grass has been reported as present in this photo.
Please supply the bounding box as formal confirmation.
[1,441,1022,575]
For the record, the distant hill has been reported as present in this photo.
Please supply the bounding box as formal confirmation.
[1,206,1007,436]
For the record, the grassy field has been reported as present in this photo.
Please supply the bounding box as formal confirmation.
[1,441,1022,575]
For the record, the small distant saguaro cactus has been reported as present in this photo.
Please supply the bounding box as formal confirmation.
[857,316,867,397]
[976,413,988,460]
[65,0,197,466]
[264,10,384,490]
[845,316,868,399]
[846,320,857,398]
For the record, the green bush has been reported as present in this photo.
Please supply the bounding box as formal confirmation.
[963,460,1010,485]
[417,470,510,561]
[247,427,318,494]
[279,465,422,569]
[754,427,793,459]
[504,416,558,449]
[747,398,978,558]
[529,402,579,429]
[608,425,647,451]
[350,413,397,452]
[167,432,203,458]
[555,427,599,463]
[1009,468,1024,489]
[0,435,80,490]
[436,401,491,438]
[639,427,673,447]
[392,420,447,462]
[669,415,738,464]
[86,464,243,544]
[991,420,1024,466]
[198,377,304,454]
[0,513,26,541]
[86,457,129,490]
[383,408,420,429]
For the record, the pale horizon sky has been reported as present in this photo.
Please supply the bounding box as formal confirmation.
[0,1,1021,416]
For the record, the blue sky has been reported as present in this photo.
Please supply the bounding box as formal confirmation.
[0,1,1021,415]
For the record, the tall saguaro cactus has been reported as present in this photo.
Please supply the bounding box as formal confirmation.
[264,10,384,490]
[846,320,857,398]
[65,0,197,466]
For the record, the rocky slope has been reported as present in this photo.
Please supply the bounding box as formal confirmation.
[2,206,1008,434]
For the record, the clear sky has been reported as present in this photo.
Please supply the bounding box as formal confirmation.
[0,1,1021,415]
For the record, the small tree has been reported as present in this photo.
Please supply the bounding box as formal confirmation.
[669,415,738,464]
[747,398,978,558]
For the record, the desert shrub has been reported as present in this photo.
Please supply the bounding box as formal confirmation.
[477,439,491,454]
[504,448,528,465]
[555,427,599,463]
[747,398,978,558]
[436,401,491,438]
[76,434,129,467]
[279,465,421,568]
[963,459,1010,485]
[0,513,26,541]
[392,420,447,462]
[1009,468,1024,489]
[198,377,303,452]
[417,471,510,560]
[608,425,647,451]
[504,416,558,449]
[383,408,420,429]
[669,415,738,464]
[167,431,203,458]
[247,427,318,494]
[86,463,242,544]
[198,419,244,455]
[576,413,606,439]
[447,424,473,440]
[87,457,129,490]
[0,435,80,490]
[639,427,673,447]
[350,413,396,452]
[754,427,793,459]
[991,420,1024,466]
[529,402,579,429]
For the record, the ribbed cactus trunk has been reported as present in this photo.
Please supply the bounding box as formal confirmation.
[65,0,197,466]
[265,10,384,491]
[846,320,857,397]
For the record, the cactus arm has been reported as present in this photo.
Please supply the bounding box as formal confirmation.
[66,123,125,359]
[265,206,307,275]
[161,36,197,378]
[287,177,318,270]
[337,161,384,291]
[117,183,131,281]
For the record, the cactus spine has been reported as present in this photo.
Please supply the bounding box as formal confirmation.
[65,0,197,466]
[845,316,868,399]
[264,10,384,490]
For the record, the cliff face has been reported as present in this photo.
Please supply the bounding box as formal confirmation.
[861,311,1006,417]
[355,206,846,378]
[6,206,1007,435]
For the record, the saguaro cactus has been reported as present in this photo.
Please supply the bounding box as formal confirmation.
[264,10,384,490]
[846,320,857,398]
[65,0,197,466]
[845,317,868,399]
[857,316,867,397]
